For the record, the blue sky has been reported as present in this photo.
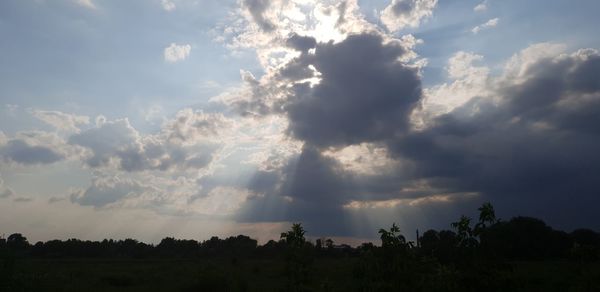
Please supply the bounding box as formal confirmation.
[1,0,600,244]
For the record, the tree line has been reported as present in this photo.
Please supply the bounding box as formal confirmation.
[1,203,599,261]
[2,203,600,290]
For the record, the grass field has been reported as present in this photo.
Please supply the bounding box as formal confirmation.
[3,257,600,291]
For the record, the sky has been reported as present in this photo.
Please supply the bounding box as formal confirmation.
[1,0,600,245]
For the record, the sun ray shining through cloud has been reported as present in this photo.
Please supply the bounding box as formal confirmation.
[1,0,600,245]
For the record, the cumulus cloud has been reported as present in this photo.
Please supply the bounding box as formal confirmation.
[70,175,148,208]
[282,33,422,147]
[31,110,90,133]
[474,1,487,12]
[216,0,379,70]
[68,109,225,172]
[230,39,600,234]
[164,43,191,63]
[222,32,422,148]
[380,0,438,32]
[161,0,176,11]
[412,51,491,128]
[162,108,230,144]
[4,140,63,164]
[472,17,499,34]
[206,0,600,235]
[1,138,64,165]
[241,0,275,32]
[386,45,600,229]
[0,129,84,166]
[67,171,253,217]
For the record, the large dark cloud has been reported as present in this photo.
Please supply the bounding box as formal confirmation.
[281,33,422,148]
[387,49,600,229]
[237,145,447,236]
[236,45,600,235]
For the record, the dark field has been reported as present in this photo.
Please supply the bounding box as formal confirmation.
[3,258,600,291]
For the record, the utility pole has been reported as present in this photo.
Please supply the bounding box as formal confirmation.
[416,229,420,248]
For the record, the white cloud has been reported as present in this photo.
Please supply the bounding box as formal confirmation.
[412,51,491,129]
[474,1,487,12]
[161,0,176,11]
[68,109,228,172]
[343,192,478,210]
[70,175,147,208]
[75,0,96,9]
[380,0,438,32]
[216,0,380,69]
[31,110,90,133]
[502,42,567,80]
[164,43,191,63]
[472,17,499,34]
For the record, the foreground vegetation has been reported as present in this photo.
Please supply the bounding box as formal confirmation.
[2,203,600,291]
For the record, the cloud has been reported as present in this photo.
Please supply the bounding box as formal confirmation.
[380,0,438,32]
[162,108,230,144]
[208,0,600,235]
[31,110,90,133]
[68,109,224,172]
[14,197,33,203]
[343,192,478,210]
[233,42,600,234]
[67,171,253,217]
[412,51,491,128]
[48,197,67,204]
[0,129,82,166]
[164,43,191,63]
[75,0,96,9]
[222,32,423,148]
[474,1,487,12]
[0,176,15,198]
[0,132,6,145]
[241,0,275,32]
[68,118,142,169]
[70,175,147,208]
[282,33,422,148]
[189,186,253,215]
[387,45,600,229]
[216,0,379,69]
[161,0,176,11]
[1,139,64,165]
[472,17,499,34]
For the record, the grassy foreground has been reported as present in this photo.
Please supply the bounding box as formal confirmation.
[3,257,600,291]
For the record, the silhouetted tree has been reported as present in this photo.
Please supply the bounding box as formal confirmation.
[280,223,306,248]
[325,238,334,250]
[419,229,439,257]
[280,223,312,291]
[6,233,29,251]
[474,202,497,236]
[378,223,407,249]
[452,215,478,250]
